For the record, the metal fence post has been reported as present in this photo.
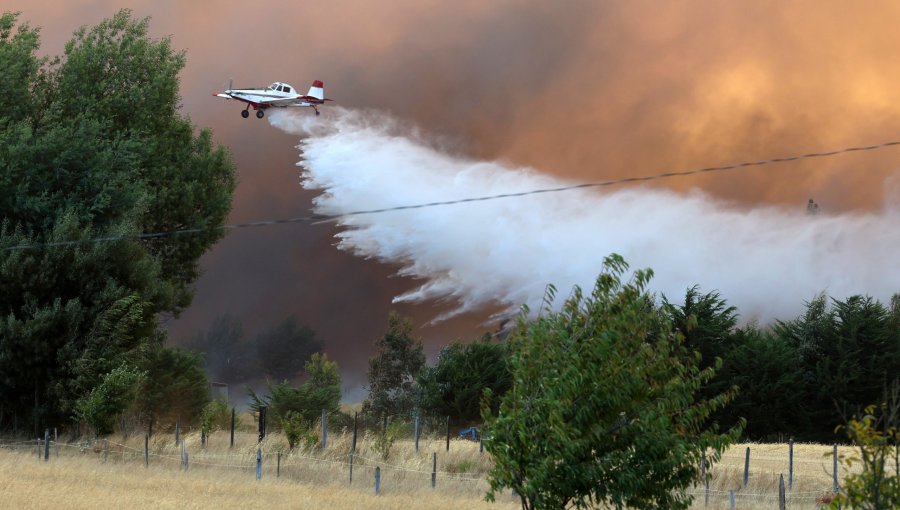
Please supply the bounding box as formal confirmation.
[230,407,235,449]
[256,448,262,480]
[375,466,381,495]
[788,438,794,491]
[321,409,327,449]
[431,452,437,488]
[743,446,750,488]
[43,429,49,461]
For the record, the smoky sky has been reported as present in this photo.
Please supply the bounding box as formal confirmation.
[8,0,900,396]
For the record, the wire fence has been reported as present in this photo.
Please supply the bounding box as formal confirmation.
[0,433,866,508]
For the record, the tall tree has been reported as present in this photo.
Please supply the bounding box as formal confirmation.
[483,255,742,510]
[363,312,425,419]
[0,10,235,430]
[417,333,511,422]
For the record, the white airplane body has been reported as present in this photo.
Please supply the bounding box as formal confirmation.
[213,80,331,118]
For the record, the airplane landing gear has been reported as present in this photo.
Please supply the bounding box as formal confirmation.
[241,109,249,118]
[256,110,265,119]
[314,107,320,116]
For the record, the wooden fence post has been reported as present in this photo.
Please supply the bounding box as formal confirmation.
[349,452,354,485]
[778,473,786,510]
[43,429,49,462]
[743,446,750,488]
[54,428,58,457]
[702,453,709,506]
[230,407,235,449]
[788,438,794,491]
[833,443,839,494]
[445,416,450,452]
[375,466,381,495]
[144,433,149,468]
[729,490,735,510]
[104,439,109,464]
[414,415,420,452]
[431,452,437,488]
[277,450,281,478]
[256,448,262,480]
[351,412,358,454]
[181,439,186,470]
[175,421,180,446]
[258,407,267,442]
[321,409,327,449]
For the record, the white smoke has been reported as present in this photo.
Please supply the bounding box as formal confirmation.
[269,108,900,323]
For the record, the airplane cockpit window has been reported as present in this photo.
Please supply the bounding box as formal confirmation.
[284,86,292,94]
[269,83,278,90]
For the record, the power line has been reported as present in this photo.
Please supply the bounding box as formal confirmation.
[6,138,900,251]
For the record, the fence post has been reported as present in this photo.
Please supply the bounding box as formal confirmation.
[445,416,450,452]
[778,473,786,510]
[729,490,735,510]
[702,453,709,506]
[414,415,420,452]
[351,412,358,454]
[375,466,381,495]
[184,451,189,471]
[788,437,794,491]
[104,439,109,464]
[256,448,262,480]
[321,409,327,449]
[181,439,186,470]
[258,407,267,442]
[833,443,839,494]
[230,407,235,449]
[349,452,354,485]
[431,452,437,488]
[743,446,750,488]
[43,429,49,461]
[383,415,388,434]
[54,428,58,458]
[144,433,149,468]
[479,432,483,454]
[277,450,281,478]
[175,421,180,446]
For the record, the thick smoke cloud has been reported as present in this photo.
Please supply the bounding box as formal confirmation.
[271,108,900,323]
[7,0,900,392]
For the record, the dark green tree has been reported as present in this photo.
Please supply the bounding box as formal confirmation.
[0,10,235,430]
[363,312,425,419]
[417,333,511,422]
[662,285,738,371]
[483,255,742,510]
[133,346,210,431]
[775,295,900,440]
[254,317,322,382]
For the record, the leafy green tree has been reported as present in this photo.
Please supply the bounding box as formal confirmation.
[363,312,425,419]
[831,381,900,510]
[133,346,210,431]
[417,333,511,422]
[75,364,144,437]
[254,317,322,381]
[0,10,235,430]
[483,255,742,510]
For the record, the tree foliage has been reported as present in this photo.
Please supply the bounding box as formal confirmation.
[248,353,341,429]
[417,333,510,422]
[363,312,425,419]
[831,381,900,510]
[0,10,235,430]
[483,255,742,510]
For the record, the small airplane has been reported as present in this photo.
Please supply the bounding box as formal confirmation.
[213,80,331,118]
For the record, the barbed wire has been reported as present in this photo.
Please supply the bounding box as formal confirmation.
[6,138,900,251]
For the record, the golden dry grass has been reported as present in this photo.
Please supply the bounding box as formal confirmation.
[0,432,869,509]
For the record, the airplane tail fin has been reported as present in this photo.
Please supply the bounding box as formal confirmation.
[307,80,325,101]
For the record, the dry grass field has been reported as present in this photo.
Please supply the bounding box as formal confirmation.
[0,428,865,509]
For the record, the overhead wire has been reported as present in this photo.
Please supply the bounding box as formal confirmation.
[5,138,900,251]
